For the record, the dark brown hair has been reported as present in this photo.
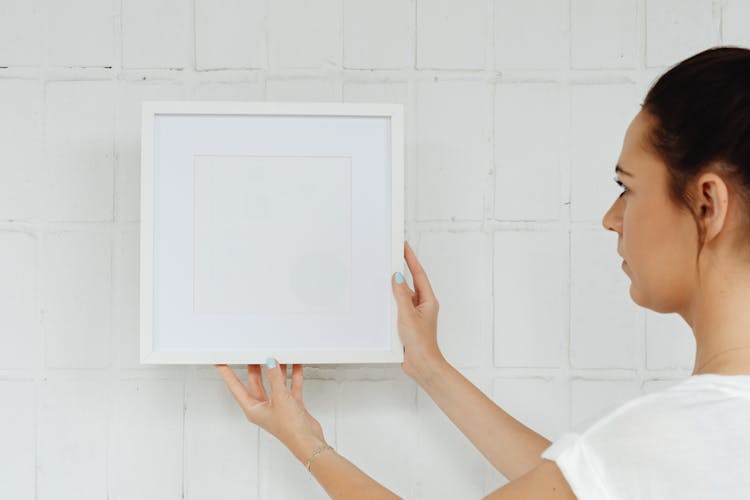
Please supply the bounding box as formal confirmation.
[641,46,750,266]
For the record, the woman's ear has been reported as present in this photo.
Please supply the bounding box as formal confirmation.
[694,171,730,243]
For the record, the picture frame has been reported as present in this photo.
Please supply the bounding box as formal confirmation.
[139,101,405,365]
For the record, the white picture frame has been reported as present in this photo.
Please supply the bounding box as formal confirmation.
[140,101,404,365]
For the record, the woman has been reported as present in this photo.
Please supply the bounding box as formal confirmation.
[216,46,750,499]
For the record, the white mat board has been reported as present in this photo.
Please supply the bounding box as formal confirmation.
[140,102,404,365]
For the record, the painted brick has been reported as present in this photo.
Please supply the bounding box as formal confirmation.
[0,381,35,499]
[0,0,43,66]
[570,228,640,369]
[494,0,568,69]
[492,376,568,443]
[494,229,567,368]
[494,82,562,221]
[194,0,266,70]
[268,0,341,69]
[417,0,488,70]
[109,379,184,500]
[645,310,695,370]
[0,231,38,369]
[570,378,640,431]
[0,79,42,221]
[37,375,109,499]
[344,0,412,69]
[339,379,419,499]
[189,82,263,101]
[645,0,716,68]
[43,81,114,222]
[417,231,489,368]
[416,79,491,221]
[416,385,486,498]
[185,377,260,500]
[265,78,341,101]
[113,222,143,371]
[571,0,638,69]
[570,83,639,222]
[722,0,750,47]
[343,81,410,104]
[122,0,190,69]
[41,227,111,369]
[47,0,113,67]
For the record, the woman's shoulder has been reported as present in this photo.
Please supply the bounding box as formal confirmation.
[544,374,750,461]
[582,374,750,444]
[671,373,750,397]
[544,376,750,499]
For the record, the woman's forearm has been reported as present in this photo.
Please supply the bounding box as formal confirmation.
[292,437,402,499]
[415,357,552,481]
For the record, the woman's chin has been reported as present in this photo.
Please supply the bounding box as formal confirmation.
[627,283,647,308]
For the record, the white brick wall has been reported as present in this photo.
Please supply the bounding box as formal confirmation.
[0,0,740,498]
[571,0,639,70]
[48,0,114,67]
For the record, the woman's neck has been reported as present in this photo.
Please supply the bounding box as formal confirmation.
[692,346,750,375]
[688,266,750,376]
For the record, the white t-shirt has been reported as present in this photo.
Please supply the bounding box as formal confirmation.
[541,374,750,499]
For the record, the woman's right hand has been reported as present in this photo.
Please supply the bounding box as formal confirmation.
[391,240,447,384]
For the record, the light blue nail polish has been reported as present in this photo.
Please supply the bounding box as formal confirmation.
[266,357,276,368]
[395,272,404,284]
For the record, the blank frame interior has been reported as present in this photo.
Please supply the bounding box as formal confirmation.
[193,154,352,316]
[140,102,404,364]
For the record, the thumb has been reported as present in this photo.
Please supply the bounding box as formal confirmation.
[265,357,287,400]
[391,271,415,315]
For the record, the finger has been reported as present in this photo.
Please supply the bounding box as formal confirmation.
[392,269,416,316]
[290,364,304,403]
[280,363,289,390]
[247,364,268,400]
[215,364,258,410]
[404,240,437,304]
[264,358,288,400]
[400,252,417,304]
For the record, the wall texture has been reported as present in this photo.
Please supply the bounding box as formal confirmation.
[1,0,748,498]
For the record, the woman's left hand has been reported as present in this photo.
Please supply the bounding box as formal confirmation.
[215,359,327,464]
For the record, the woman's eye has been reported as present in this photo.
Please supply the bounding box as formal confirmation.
[613,176,628,197]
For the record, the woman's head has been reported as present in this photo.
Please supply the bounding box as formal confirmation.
[602,46,750,314]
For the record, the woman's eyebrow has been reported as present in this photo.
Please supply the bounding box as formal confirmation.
[615,164,634,177]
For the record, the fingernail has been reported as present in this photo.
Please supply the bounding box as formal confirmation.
[266,357,276,368]
[394,272,404,284]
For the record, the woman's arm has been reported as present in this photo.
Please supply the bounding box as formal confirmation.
[391,242,551,481]
[217,361,402,499]
[482,458,576,499]
[414,355,552,482]
[291,436,402,499]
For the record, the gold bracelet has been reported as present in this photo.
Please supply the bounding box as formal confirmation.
[305,443,334,472]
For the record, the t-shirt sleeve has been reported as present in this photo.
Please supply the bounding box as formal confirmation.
[540,432,611,500]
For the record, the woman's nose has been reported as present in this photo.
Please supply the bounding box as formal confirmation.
[601,198,622,233]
